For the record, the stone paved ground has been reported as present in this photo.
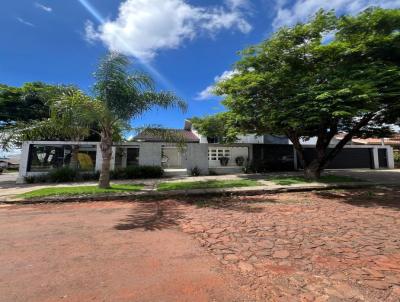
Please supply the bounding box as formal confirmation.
[1,187,399,301]
[179,188,400,301]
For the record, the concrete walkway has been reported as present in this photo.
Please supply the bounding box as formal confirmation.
[1,169,399,202]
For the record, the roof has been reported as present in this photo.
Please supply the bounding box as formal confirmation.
[335,134,400,146]
[133,129,200,143]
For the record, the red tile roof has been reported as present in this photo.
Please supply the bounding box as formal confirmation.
[133,129,200,143]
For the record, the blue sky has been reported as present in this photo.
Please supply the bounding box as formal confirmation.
[1,0,398,135]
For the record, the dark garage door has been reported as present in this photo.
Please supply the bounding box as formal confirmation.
[301,148,373,169]
[252,145,295,171]
[378,149,388,168]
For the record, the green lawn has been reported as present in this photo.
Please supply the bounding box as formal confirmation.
[157,179,261,191]
[19,184,144,199]
[269,175,364,186]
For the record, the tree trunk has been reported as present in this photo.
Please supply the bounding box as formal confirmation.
[69,145,80,170]
[304,160,322,180]
[98,129,113,189]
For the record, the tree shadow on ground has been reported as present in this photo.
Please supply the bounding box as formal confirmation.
[180,195,274,213]
[314,187,400,210]
[114,200,185,231]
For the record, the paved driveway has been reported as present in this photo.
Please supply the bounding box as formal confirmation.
[1,188,400,302]
[181,188,400,301]
[0,201,246,302]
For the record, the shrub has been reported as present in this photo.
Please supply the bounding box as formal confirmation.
[48,167,77,183]
[135,166,164,178]
[190,166,201,176]
[110,168,127,180]
[235,156,245,166]
[0,167,3,174]
[112,166,164,179]
[394,151,400,162]
[24,165,164,183]
[219,157,229,166]
[25,174,50,184]
[209,169,218,176]
[79,171,100,181]
[25,169,99,183]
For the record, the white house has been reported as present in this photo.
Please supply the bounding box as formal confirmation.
[16,119,395,183]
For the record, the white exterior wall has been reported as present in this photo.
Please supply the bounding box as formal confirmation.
[182,144,209,175]
[208,146,249,168]
[387,146,395,169]
[138,143,162,166]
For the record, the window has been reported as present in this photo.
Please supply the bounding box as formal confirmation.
[28,145,66,172]
[126,148,139,166]
[208,148,231,161]
[28,144,97,172]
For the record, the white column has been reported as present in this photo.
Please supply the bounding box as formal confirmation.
[16,141,30,184]
[387,146,395,169]
[182,144,209,175]
[372,147,379,169]
[95,143,102,172]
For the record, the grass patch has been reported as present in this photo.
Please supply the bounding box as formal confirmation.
[157,179,261,191]
[269,175,364,186]
[19,184,144,199]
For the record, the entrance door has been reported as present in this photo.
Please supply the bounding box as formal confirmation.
[161,147,182,168]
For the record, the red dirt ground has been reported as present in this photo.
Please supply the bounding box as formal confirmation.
[1,188,400,301]
[0,201,247,302]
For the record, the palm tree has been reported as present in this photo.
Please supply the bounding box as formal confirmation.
[50,88,98,169]
[18,87,99,170]
[93,53,186,188]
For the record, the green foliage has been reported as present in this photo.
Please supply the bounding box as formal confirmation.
[157,179,260,191]
[25,169,100,184]
[190,113,236,143]
[394,150,400,165]
[110,166,164,180]
[216,8,400,177]
[235,156,245,166]
[190,166,201,176]
[48,167,77,183]
[93,52,186,188]
[269,175,364,185]
[94,53,186,124]
[19,184,144,199]
[0,82,55,126]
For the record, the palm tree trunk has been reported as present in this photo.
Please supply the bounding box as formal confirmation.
[99,129,113,189]
[70,145,80,170]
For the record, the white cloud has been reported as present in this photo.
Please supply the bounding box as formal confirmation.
[86,0,252,61]
[196,70,239,100]
[273,0,400,29]
[35,2,52,12]
[16,17,35,27]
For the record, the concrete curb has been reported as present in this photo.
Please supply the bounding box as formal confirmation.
[1,182,393,205]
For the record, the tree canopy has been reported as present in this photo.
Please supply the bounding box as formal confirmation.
[190,113,235,143]
[0,82,55,126]
[216,7,400,178]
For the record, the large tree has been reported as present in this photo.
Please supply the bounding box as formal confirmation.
[0,82,54,126]
[93,53,186,188]
[190,113,236,143]
[217,8,400,179]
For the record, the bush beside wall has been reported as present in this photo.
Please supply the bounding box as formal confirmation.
[25,166,163,183]
[111,166,164,179]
